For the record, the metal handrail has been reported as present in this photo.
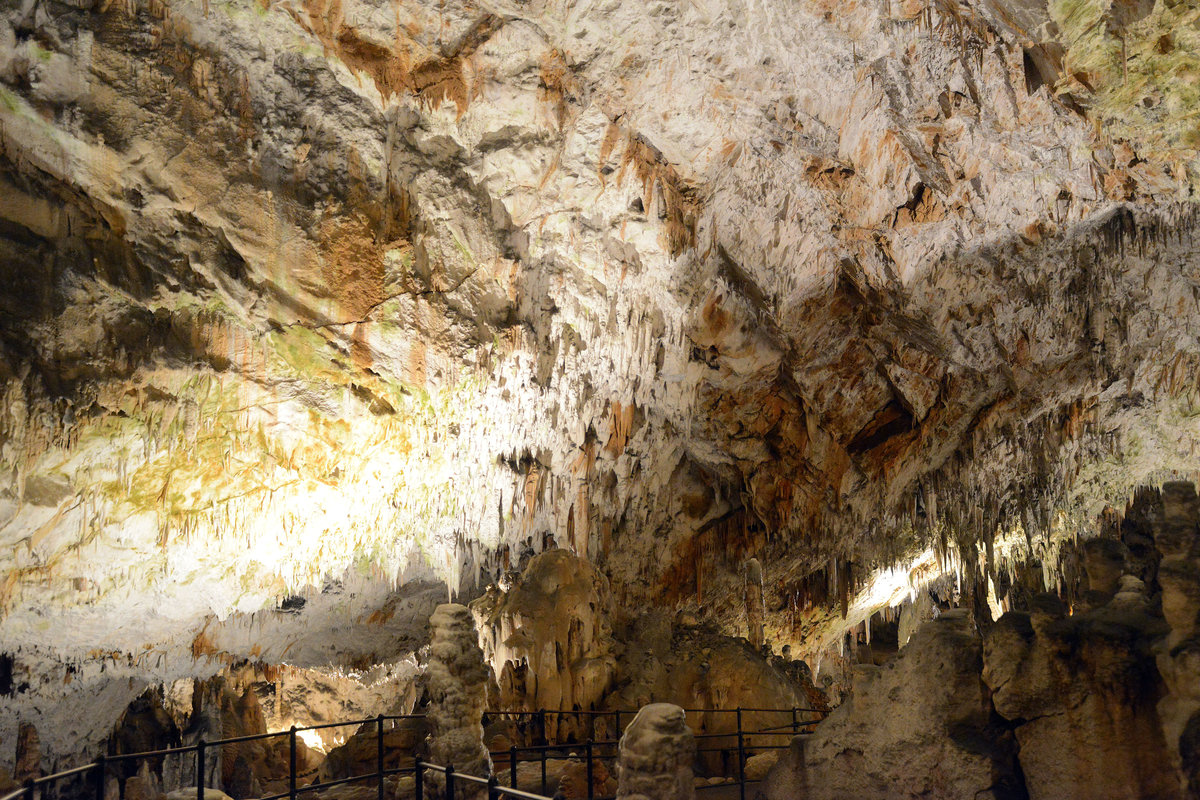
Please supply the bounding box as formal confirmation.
[3,704,826,800]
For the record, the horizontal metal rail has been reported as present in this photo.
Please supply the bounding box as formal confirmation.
[4,704,826,800]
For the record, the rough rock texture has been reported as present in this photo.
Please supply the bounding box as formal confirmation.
[607,612,823,770]
[616,703,694,800]
[983,598,1177,800]
[318,716,426,786]
[977,480,1200,800]
[472,549,822,753]
[425,604,490,797]
[471,549,616,739]
[1151,483,1200,795]
[5,0,1200,774]
[761,609,1021,800]
[764,484,1200,799]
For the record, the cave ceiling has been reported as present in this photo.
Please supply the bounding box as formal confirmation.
[3,0,1200,752]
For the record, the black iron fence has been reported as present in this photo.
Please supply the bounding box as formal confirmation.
[3,706,826,800]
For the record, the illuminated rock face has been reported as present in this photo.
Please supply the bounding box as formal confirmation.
[3,0,1200,774]
[471,549,821,753]
[471,549,616,737]
[764,483,1200,799]
[763,610,1021,800]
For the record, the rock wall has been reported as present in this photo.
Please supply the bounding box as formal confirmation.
[765,483,1200,800]
[472,549,823,752]
[1152,483,1200,795]
[762,609,1021,800]
[981,481,1200,800]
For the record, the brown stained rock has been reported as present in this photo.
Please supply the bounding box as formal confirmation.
[14,722,40,783]
[319,718,427,784]
[1083,538,1128,598]
[471,550,616,741]
[558,757,614,800]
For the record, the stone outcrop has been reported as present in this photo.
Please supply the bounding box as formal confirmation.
[764,484,1200,799]
[425,604,491,797]
[983,598,1176,800]
[473,550,823,754]
[616,704,694,800]
[978,481,1200,800]
[762,609,1021,800]
[317,716,426,785]
[1152,483,1200,796]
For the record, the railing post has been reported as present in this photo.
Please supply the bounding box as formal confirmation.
[414,760,424,800]
[444,764,455,800]
[23,778,34,800]
[509,746,518,789]
[540,747,546,793]
[585,741,594,800]
[376,715,386,800]
[288,727,297,800]
[791,707,798,734]
[93,755,106,800]
[537,711,546,746]
[487,775,499,800]
[613,710,620,741]
[735,708,745,800]
[196,739,206,800]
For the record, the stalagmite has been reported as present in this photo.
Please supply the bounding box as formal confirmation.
[616,704,694,800]
[425,604,492,799]
[744,558,765,651]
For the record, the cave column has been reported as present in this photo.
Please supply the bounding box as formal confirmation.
[616,703,694,800]
[426,603,492,799]
[745,558,765,651]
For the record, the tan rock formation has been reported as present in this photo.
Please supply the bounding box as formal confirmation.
[425,604,491,798]
[762,609,1020,800]
[616,704,694,800]
[471,550,616,739]
[6,0,1200,786]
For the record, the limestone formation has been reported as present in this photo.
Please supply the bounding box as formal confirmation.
[1152,483,1200,793]
[744,559,765,652]
[425,604,491,798]
[761,610,1021,800]
[471,550,616,739]
[5,0,1200,793]
[616,704,694,800]
[13,722,40,783]
[983,600,1177,800]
